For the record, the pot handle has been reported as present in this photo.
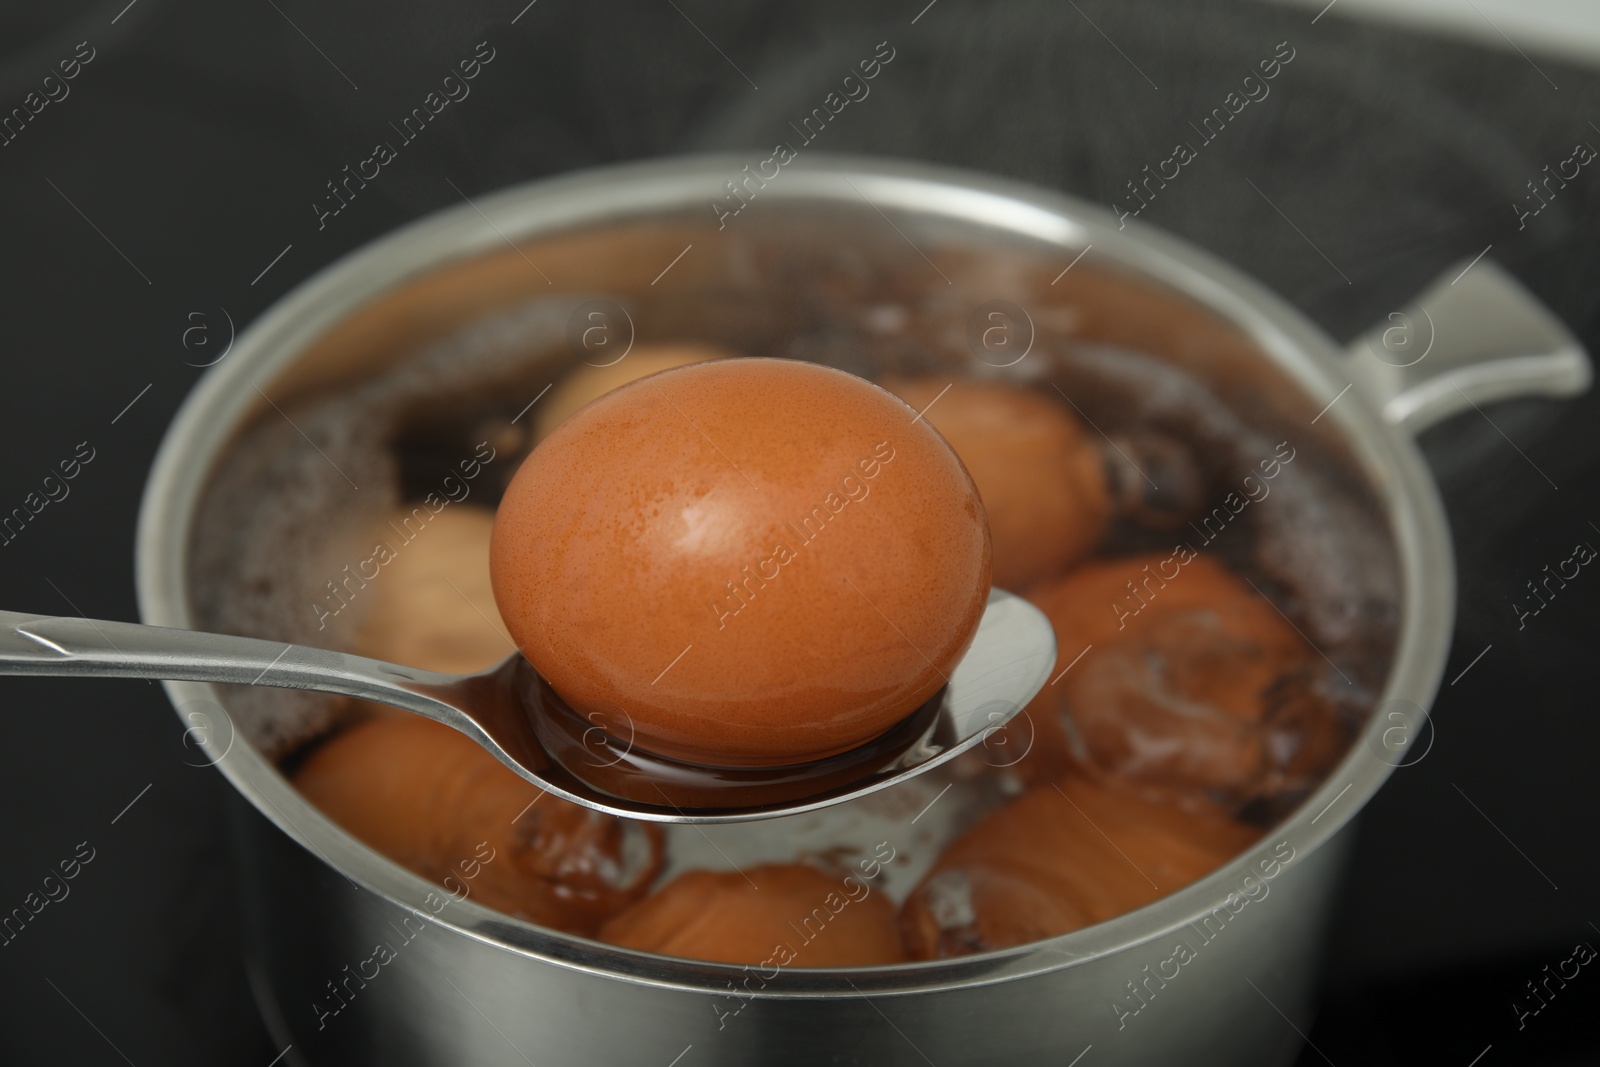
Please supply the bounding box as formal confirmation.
[1343,258,1591,434]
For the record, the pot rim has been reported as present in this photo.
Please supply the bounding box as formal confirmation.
[135,152,1453,997]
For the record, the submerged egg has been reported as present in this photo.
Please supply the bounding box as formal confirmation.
[883,377,1108,590]
[599,863,906,965]
[490,357,992,767]
[534,342,732,441]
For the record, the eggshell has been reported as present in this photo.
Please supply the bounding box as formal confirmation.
[1016,552,1326,807]
[534,343,732,441]
[899,775,1259,958]
[354,504,513,674]
[599,863,905,966]
[294,714,664,935]
[491,358,992,766]
[883,377,1108,590]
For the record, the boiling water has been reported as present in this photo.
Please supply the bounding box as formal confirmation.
[188,269,1397,902]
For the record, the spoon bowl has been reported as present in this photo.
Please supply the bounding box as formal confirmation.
[0,588,1054,823]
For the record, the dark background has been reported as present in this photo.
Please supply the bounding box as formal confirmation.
[0,1,1597,1063]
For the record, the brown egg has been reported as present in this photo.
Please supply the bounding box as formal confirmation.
[883,377,1108,590]
[899,776,1260,959]
[534,343,732,441]
[294,714,664,935]
[599,863,905,966]
[1016,552,1331,808]
[354,504,512,674]
[491,358,992,767]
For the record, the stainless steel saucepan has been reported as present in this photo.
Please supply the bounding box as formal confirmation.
[136,155,1589,1066]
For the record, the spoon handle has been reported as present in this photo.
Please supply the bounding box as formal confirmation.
[0,608,459,718]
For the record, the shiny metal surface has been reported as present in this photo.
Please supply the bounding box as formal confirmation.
[1344,257,1591,432]
[134,155,1588,1066]
[0,590,1055,823]
[233,795,1351,1066]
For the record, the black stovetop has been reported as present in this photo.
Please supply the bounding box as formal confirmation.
[0,2,1597,1064]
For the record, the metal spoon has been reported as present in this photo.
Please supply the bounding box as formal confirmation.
[0,589,1054,823]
